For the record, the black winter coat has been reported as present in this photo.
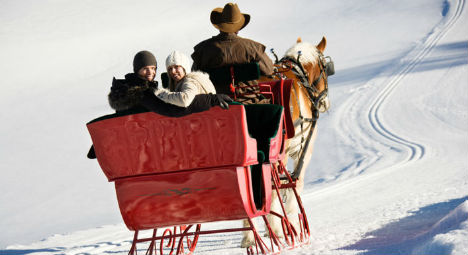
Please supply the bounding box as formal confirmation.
[88,73,223,159]
[108,73,219,117]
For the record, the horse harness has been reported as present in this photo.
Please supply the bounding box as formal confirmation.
[281,50,332,115]
[272,49,334,179]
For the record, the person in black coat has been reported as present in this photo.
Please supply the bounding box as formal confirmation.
[108,50,231,116]
[87,50,231,159]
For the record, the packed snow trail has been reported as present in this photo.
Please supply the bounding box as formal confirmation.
[330,0,466,178]
[367,0,466,163]
[1,0,467,254]
[299,0,468,253]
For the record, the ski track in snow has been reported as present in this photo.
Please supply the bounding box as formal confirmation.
[367,0,466,164]
[298,0,468,253]
[1,0,467,254]
[335,0,465,177]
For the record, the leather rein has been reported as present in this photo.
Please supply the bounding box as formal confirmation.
[280,51,330,117]
[272,49,332,179]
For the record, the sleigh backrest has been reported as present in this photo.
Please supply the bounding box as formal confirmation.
[258,79,295,138]
[87,105,258,181]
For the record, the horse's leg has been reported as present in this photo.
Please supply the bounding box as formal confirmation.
[265,155,292,238]
[241,219,256,248]
[265,180,284,237]
[283,126,318,233]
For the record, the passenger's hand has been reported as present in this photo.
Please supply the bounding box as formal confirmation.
[216,94,233,109]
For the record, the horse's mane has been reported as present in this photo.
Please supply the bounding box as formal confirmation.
[283,41,319,66]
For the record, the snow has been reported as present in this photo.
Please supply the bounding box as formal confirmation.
[0,0,467,254]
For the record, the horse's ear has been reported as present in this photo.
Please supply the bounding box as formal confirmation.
[297,37,302,43]
[316,36,327,53]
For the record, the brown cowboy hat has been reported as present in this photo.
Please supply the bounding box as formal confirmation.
[210,3,250,33]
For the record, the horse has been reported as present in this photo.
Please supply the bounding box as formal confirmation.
[241,36,333,247]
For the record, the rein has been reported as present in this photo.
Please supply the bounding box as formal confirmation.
[274,50,331,179]
[278,51,330,115]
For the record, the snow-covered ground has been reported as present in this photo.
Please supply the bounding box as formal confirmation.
[1,0,467,254]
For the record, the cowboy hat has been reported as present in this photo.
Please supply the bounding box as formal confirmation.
[210,3,250,33]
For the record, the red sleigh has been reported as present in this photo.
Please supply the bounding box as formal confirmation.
[87,79,310,254]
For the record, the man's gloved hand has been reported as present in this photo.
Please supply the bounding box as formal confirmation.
[215,94,233,109]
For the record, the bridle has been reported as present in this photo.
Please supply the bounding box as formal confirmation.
[272,48,335,179]
[273,49,334,115]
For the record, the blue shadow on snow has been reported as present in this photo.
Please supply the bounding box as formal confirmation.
[331,40,468,87]
[412,41,468,73]
[0,248,63,255]
[340,196,468,255]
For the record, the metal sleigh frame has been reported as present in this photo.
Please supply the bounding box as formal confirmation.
[124,162,310,255]
[87,79,310,255]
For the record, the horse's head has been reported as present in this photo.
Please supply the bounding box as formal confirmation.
[283,37,334,112]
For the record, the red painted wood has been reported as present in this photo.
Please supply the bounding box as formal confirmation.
[114,164,271,230]
[87,105,258,181]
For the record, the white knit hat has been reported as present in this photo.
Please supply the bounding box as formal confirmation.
[165,50,191,74]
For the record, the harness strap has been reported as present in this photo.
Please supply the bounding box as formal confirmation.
[280,55,329,113]
[281,57,311,88]
[229,66,236,100]
[291,83,305,154]
[292,109,319,180]
[277,55,327,180]
[281,57,315,87]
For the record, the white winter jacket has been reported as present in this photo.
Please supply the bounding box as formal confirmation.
[155,71,217,107]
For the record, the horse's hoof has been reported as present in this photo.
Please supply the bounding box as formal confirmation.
[240,236,256,248]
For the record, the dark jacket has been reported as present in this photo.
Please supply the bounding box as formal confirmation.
[108,73,219,117]
[88,73,224,159]
[191,33,274,104]
[191,32,274,76]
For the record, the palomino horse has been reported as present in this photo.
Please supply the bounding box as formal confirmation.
[242,36,333,247]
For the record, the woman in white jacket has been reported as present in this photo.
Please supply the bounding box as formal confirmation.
[156,50,216,107]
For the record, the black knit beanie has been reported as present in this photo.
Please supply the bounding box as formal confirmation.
[133,50,157,73]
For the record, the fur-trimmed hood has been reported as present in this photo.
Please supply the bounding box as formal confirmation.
[108,73,158,112]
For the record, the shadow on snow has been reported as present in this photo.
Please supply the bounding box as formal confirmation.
[0,248,64,255]
[340,196,468,255]
[330,40,468,87]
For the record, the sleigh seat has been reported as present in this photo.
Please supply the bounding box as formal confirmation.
[87,104,284,230]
